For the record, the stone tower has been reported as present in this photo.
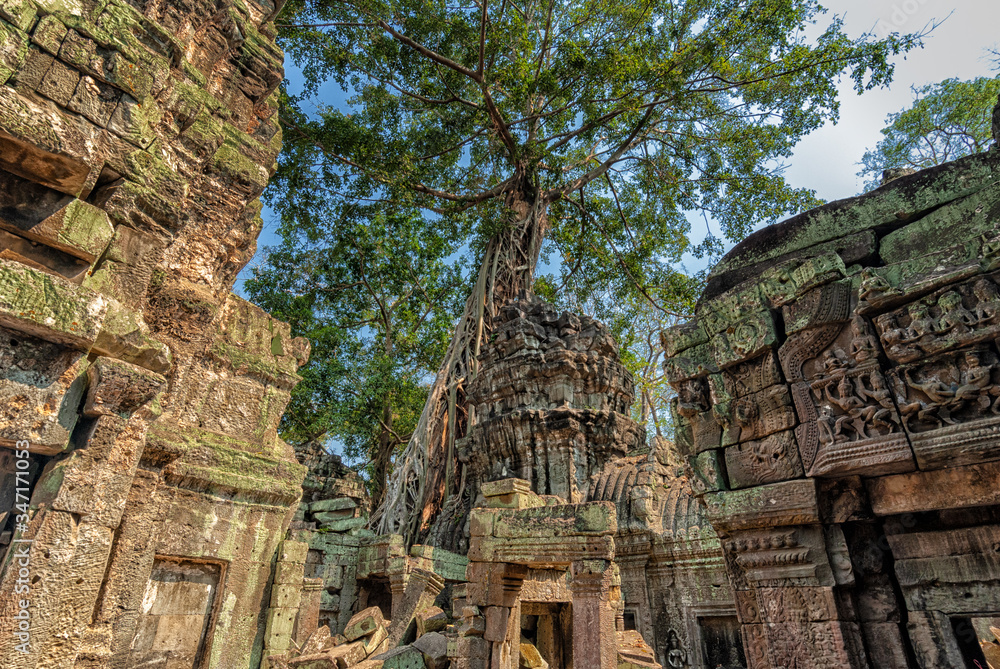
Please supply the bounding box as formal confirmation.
[0,0,309,666]
[432,295,645,550]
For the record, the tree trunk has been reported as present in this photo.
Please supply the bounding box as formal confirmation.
[371,399,395,510]
[373,171,548,548]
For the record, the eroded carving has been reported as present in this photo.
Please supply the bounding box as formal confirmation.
[875,272,1000,364]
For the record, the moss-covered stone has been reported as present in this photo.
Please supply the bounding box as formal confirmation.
[212,138,269,193]
[879,182,1000,265]
[706,150,1000,298]
[0,17,30,83]
[0,258,107,346]
[149,422,306,504]
[30,14,66,54]
[0,0,36,32]
[92,297,172,373]
[107,94,160,148]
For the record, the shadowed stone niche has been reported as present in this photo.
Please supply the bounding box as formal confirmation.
[0,0,310,665]
[662,95,1000,668]
[130,558,223,668]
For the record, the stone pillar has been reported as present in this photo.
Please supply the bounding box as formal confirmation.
[388,564,409,623]
[296,578,326,645]
[0,360,165,669]
[262,541,308,660]
[465,561,527,669]
[570,559,618,669]
[906,610,966,669]
[388,567,445,645]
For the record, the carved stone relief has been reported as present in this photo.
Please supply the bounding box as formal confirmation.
[874,271,1000,364]
[888,346,1000,468]
[784,315,914,478]
[725,430,804,489]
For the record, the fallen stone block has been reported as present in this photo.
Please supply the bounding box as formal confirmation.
[330,640,369,668]
[344,606,388,642]
[415,606,449,637]
[412,632,449,669]
[362,624,389,656]
[617,630,660,668]
[373,645,427,669]
[519,639,548,669]
[352,660,385,669]
[289,654,337,669]
[299,626,331,656]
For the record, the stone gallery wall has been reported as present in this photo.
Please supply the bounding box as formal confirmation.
[663,128,1000,667]
[0,0,310,666]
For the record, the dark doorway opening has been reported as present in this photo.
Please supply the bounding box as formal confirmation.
[521,601,572,669]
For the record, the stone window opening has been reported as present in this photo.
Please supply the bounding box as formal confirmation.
[128,556,227,669]
[356,577,393,623]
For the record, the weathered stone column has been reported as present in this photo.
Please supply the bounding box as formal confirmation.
[296,578,326,645]
[570,559,619,669]
[388,567,445,644]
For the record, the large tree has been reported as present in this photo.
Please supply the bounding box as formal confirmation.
[858,75,1000,190]
[271,0,920,547]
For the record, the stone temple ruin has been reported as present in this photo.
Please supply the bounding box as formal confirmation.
[2,0,1000,665]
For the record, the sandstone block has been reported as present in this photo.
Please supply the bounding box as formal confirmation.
[316,515,366,531]
[412,632,449,669]
[37,56,79,106]
[275,560,305,585]
[8,46,50,91]
[519,641,548,669]
[343,606,386,642]
[311,497,358,512]
[416,606,448,637]
[31,15,66,54]
[270,584,302,609]
[279,540,309,564]
[328,640,368,667]
[373,646,427,669]
[83,357,165,417]
[68,75,120,126]
[0,331,89,453]
[483,606,508,642]
[362,624,389,655]
[107,94,158,148]
[0,258,107,347]
[300,626,332,656]
[265,607,297,643]
[289,653,337,669]
[0,0,36,31]
[92,298,172,373]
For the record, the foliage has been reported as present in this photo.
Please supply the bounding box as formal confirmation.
[244,210,468,505]
[267,0,921,545]
[859,76,1000,190]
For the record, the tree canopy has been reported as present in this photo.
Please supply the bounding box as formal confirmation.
[244,210,468,507]
[859,75,1000,190]
[264,0,921,547]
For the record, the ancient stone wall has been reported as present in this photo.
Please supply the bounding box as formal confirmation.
[0,0,310,665]
[663,124,1000,667]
